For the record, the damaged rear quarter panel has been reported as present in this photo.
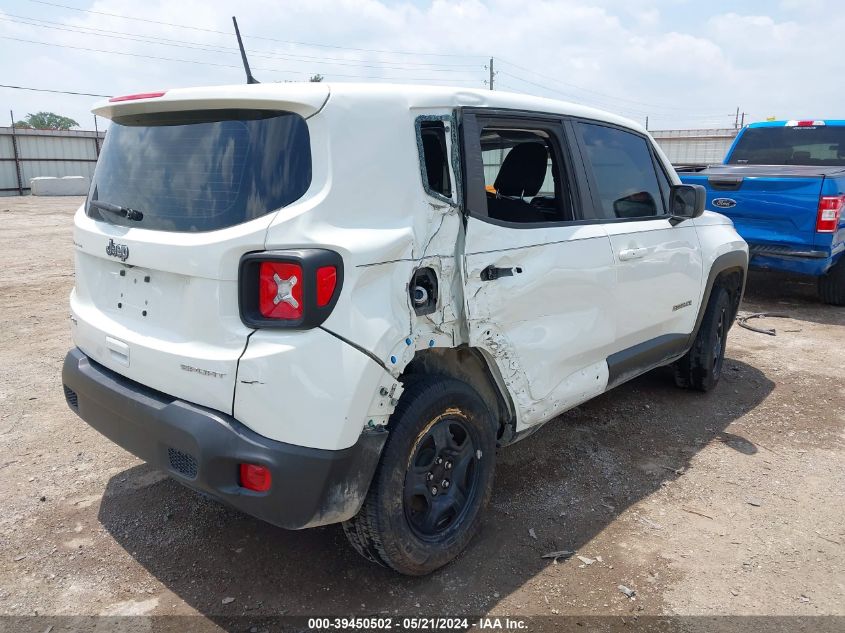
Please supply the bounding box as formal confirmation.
[254,102,469,441]
[233,327,387,450]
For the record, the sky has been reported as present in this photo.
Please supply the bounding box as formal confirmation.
[0,0,841,131]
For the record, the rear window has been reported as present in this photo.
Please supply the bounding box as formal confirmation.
[87,109,311,232]
[728,125,845,166]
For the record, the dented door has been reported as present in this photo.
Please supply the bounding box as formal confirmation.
[463,221,617,429]
[460,111,617,430]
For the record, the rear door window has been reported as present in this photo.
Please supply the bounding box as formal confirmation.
[480,127,572,223]
[576,122,666,220]
[88,109,311,232]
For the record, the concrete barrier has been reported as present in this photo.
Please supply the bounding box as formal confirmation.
[30,176,90,196]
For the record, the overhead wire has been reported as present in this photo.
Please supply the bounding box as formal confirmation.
[495,70,736,123]
[1,35,483,83]
[28,0,487,59]
[0,83,111,97]
[0,14,481,70]
[496,57,733,115]
[10,3,741,124]
[494,69,653,116]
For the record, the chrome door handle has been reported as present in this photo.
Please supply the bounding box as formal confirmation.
[618,247,647,261]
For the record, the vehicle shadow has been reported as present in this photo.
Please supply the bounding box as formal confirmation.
[742,270,845,327]
[97,358,773,622]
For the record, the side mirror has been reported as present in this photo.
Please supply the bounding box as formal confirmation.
[669,184,706,224]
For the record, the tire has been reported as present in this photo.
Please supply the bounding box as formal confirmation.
[818,258,845,306]
[673,286,731,392]
[342,376,496,575]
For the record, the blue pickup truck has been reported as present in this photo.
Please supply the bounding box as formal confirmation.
[680,120,845,304]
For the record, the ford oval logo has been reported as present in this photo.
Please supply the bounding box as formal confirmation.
[712,198,737,209]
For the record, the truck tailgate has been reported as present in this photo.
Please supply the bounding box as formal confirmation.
[682,167,824,250]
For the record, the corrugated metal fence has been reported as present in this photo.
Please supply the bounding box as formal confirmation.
[0,126,105,196]
[651,128,739,168]
[0,125,740,197]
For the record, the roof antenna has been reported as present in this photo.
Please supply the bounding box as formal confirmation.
[232,16,259,84]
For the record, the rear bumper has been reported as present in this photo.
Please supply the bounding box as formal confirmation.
[748,243,834,276]
[62,347,386,529]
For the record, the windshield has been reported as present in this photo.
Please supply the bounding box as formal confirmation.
[728,125,845,166]
[87,109,311,232]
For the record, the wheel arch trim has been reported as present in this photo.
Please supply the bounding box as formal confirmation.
[689,250,748,347]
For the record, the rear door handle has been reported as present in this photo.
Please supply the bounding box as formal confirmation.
[480,265,515,281]
[618,247,647,261]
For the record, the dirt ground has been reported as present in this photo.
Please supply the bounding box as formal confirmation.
[1,196,843,627]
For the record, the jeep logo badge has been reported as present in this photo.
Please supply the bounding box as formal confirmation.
[712,198,737,209]
[106,238,129,261]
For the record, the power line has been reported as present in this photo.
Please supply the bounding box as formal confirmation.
[495,69,656,117]
[494,69,651,116]
[1,35,482,83]
[0,34,292,73]
[498,71,734,127]
[495,69,736,121]
[496,58,662,111]
[0,47,733,126]
[29,0,487,59]
[496,58,731,115]
[1,14,481,70]
[0,83,111,97]
[5,5,740,121]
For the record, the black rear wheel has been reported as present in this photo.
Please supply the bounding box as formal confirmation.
[818,257,845,306]
[405,415,481,540]
[674,286,732,392]
[343,376,495,575]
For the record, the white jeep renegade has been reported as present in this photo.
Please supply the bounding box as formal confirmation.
[62,83,748,575]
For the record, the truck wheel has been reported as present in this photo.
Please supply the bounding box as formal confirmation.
[673,286,731,392]
[342,376,496,575]
[818,258,845,306]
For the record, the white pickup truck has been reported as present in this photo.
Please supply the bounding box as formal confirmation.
[62,83,748,575]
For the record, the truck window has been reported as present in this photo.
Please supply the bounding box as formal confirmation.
[727,125,845,166]
[478,127,573,224]
[418,120,452,198]
[87,109,312,233]
[577,122,666,220]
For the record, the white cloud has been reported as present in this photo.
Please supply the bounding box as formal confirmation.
[0,0,842,130]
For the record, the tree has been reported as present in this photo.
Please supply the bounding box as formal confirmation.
[309,74,324,82]
[13,112,79,130]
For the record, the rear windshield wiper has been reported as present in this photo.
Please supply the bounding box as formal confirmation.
[89,200,144,222]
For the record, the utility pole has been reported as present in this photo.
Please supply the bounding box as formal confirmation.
[734,107,740,129]
[489,57,494,90]
[645,116,649,131]
[9,110,23,196]
[740,112,746,128]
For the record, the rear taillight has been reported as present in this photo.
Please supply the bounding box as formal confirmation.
[259,261,303,319]
[817,195,844,233]
[239,250,343,329]
[316,266,338,307]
